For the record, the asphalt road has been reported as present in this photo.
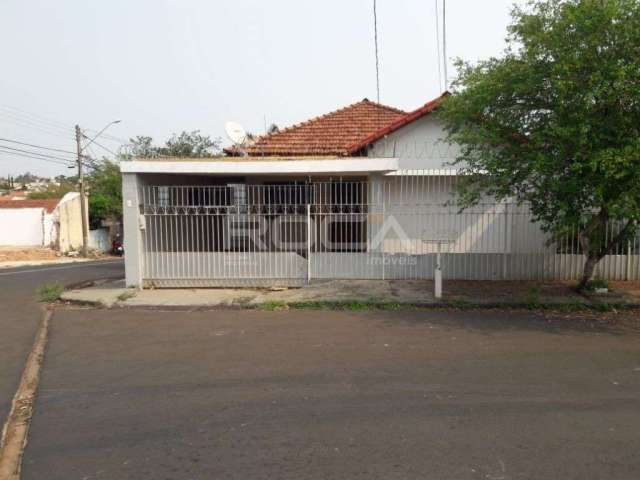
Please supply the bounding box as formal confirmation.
[0,260,124,428]
[22,308,640,480]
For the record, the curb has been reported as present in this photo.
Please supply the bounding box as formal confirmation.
[0,308,52,480]
[55,296,640,312]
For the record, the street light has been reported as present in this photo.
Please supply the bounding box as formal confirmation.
[81,120,122,152]
[75,120,122,257]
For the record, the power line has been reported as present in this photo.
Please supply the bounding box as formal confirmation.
[0,145,76,163]
[373,0,381,103]
[0,106,126,145]
[435,0,443,92]
[0,105,74,131]
[82,135,118,157]
[0,150,72,167]
[0,137,77,155]
[83,128,128,144]
[0,109,73,135]
[442,0,448,89]
[0,115,75,141]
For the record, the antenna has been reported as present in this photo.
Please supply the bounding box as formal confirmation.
[225,121,248,146]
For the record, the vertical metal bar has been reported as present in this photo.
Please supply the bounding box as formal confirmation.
[307,203,311,283]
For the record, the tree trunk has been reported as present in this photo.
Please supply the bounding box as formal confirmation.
[579,255,599,290]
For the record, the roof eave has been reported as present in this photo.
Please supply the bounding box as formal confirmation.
[345,91,451,155]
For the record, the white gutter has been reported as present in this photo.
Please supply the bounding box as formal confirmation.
[120,158,399,175]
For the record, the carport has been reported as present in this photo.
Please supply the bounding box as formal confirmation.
[121,157,398,287]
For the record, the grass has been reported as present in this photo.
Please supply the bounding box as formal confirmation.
[583,278,610,292]
[259,300,414,311]
[255,298,624,313]
[37,283,65,303]
[116,290,137,302]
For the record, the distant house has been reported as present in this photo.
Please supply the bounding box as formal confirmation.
[120,93,639,288]
[0,192,86,252]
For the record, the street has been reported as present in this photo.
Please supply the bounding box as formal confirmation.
[0,260,124,426]
[20,307,640,480]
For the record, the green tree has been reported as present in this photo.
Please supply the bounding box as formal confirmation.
[87,160,122,228]
[28,179,76,200]
[128,131,220,158]
[439,0,640,289]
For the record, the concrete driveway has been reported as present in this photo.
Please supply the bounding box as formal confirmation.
[0,260,123,428]
[22,308,640,480]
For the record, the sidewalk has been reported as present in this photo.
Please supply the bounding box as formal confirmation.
[59,279,640,310]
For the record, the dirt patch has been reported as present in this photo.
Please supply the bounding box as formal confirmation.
[0,248,59,263]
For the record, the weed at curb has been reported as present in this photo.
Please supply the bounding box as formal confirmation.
[116,290,137,302]
[255,299,625,313]
[260,300,289,311]
[36,283,64,303]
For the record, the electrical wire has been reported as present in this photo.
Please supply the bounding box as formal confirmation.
[0,144,75,163]
[82,135,118,157]
[0,109,73,135]
[83,128,128,144]
[0,115,75,141]
[0,137,76,155]
[0,105,74,131]
[435,0,443,92]
[0,150,72,167]
[373,0,381,103]
[442,0,448,89]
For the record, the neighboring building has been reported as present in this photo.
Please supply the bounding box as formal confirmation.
[0,190,28,201]
[0,192,86,252]
[121,93,639,288]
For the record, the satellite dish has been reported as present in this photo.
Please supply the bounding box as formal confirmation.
[225,121,247,145]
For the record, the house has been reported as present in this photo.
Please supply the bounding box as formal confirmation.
[0,192,86,252]
[121,93,639,288]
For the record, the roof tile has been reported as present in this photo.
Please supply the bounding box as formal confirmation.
[228,99,407,157]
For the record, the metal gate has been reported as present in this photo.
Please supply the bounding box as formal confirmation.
[139,173,640,287]
[139,181,369,287]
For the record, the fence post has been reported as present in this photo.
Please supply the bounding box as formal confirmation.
[503,202,509,280]
[381,193,386,281]
[627,239,632,281]
[307,203,311,284]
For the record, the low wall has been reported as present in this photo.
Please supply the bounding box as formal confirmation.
[89,228,111,252]
[0,208,44,246]
[143,252,307,287]
[311,253,640,281]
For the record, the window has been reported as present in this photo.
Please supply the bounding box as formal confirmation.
[157,186,170,206]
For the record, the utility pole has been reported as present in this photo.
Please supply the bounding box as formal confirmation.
[75,125,89,257]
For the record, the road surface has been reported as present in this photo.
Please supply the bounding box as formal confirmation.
[22,307,640,480]
[0,260,124,427]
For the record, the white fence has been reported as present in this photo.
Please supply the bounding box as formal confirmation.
[139,174,640,287]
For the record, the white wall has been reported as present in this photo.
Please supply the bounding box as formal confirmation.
[56,192,84,252]
[368,115,462,170]
[89,228,111,252]
[0,208,45,246]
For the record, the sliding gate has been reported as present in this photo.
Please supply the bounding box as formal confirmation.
[140,181,369,287]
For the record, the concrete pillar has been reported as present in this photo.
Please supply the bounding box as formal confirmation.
[122,173,143,287]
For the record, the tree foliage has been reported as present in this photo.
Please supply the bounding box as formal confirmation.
[87,160,122,228]
[27,179,76,200]
[129,131,221,158]
[439,0,640,287]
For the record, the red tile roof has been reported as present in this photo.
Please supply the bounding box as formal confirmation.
[227,99,407,157]
[345,92,450,154]
[0,199,60,213]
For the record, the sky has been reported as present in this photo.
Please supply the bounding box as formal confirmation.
[0,0,521,178]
